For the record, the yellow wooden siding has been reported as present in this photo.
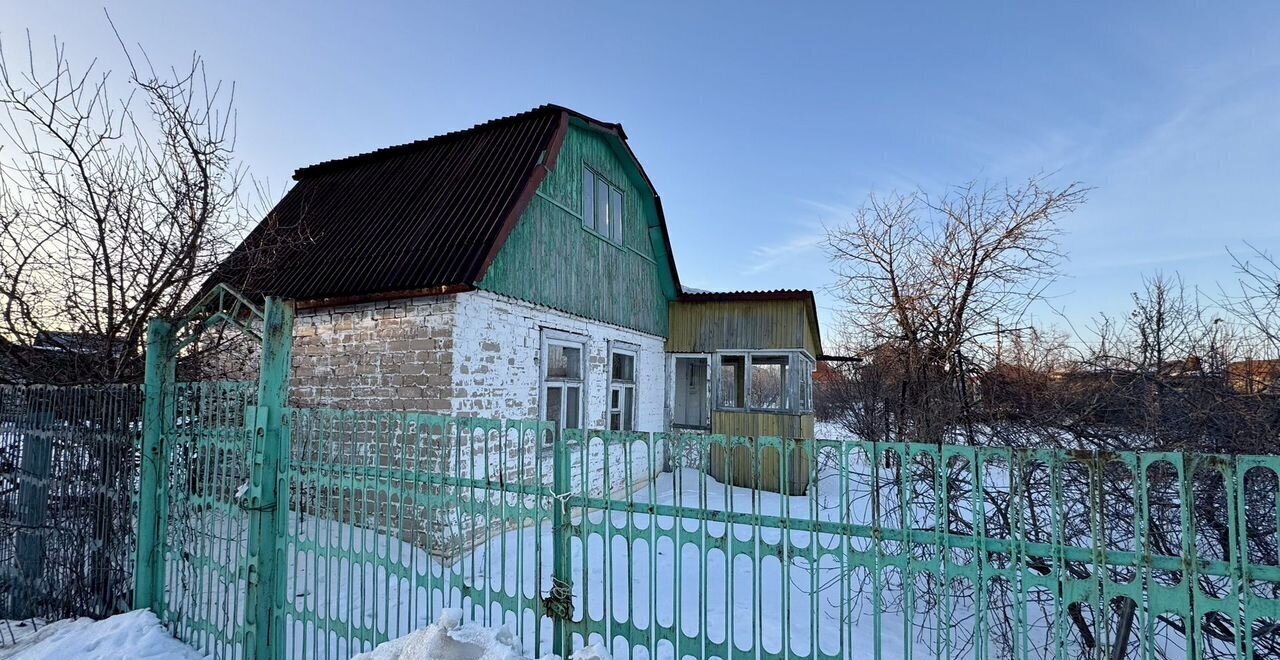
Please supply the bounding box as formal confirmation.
[667,299,820,356]
[710,410,813,438]
[705,411,815,493]
[708,443,811,495]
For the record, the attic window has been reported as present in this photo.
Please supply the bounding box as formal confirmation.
[582,166,623,243]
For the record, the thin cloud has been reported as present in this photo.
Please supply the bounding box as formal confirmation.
[746,229,826,275]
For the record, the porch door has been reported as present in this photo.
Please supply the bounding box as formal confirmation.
[673,356,709,429]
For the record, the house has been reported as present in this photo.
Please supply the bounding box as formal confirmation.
[1227,358,1280,394]
[0,332,126,385]
[209,105,822,442]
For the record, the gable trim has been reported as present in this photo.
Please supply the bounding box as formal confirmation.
[472,111,572,284]
[471,109,683,301]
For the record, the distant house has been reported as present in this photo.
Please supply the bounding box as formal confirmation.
[1227,358,1280,394]
[209,105,821,439]
[0,332,124,385]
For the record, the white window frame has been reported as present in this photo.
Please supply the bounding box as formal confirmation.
[747,351,793,412]
[607,341,639,431]
[711,350,816,414]
[714,351,749,411]
[582,165,624,245]
[540,329,586,441]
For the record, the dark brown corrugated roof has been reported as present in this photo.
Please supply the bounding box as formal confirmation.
[207,104,637,302]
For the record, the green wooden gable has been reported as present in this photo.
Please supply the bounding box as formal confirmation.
[479,120,677,337]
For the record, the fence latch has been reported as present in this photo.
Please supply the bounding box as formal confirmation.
[542,576,574,622]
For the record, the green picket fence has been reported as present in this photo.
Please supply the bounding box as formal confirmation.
[135,382,1280,659]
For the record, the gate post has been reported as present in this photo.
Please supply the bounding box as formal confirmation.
[135,318,174,612]
[244,297,294,660]
[548,433,575,657]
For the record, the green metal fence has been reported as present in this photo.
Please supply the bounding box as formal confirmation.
[138,393,1280,659]
[134,290,1280,659]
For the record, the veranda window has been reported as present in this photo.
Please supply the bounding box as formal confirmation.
[712,351,815,414]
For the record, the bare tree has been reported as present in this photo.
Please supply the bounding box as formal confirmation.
[824,176,1087,443]
[1225,244,1280,357]
[0,27,248,384]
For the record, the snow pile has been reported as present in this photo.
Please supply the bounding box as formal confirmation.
[562,644,609,660]
[0,610,202,660]
[351,609,610,660]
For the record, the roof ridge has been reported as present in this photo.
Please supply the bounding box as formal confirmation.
[294,104,568,180]
[677,289,815,303]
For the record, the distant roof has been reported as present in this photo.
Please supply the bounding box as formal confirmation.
[677,289,814,303]
[205,104,678,304]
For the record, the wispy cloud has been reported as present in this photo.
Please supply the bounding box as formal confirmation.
[746,228,826,275]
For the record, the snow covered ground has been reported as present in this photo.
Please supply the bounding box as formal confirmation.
[350,608,609,660]
[7,422,1148,660]
[154,455,933,659]
[0,610,203,660]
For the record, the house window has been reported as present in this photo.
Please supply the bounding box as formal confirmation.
[799,354,815,412]
[582,166,624,243]
[717,353,746,409]
[542,331,585,439]
[713,351,815,414]
[608,342,637,431]
[750,354,789,410]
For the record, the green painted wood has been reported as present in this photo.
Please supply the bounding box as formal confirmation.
[134,318,174,612]
[480,124,673,336]
[243,297,294,660]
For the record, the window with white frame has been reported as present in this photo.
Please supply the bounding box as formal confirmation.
[712,351,815,414]
[608,342,637,431]
[750,353,790,410]
[582,166,624,244]
[798,354,814,412]
[716,353,746,409]
[541,331,585,439]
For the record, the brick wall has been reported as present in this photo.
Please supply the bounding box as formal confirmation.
[290,294,458,410]
[276,289,670,559]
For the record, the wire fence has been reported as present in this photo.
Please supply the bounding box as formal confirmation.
[0,384,142,622]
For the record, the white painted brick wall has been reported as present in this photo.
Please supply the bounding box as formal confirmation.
[283,289,671,558]
[450,289,666,432]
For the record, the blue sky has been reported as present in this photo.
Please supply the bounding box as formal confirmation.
[6,2,1280,341]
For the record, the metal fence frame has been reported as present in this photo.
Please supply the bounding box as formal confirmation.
[137,400,1280,659]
